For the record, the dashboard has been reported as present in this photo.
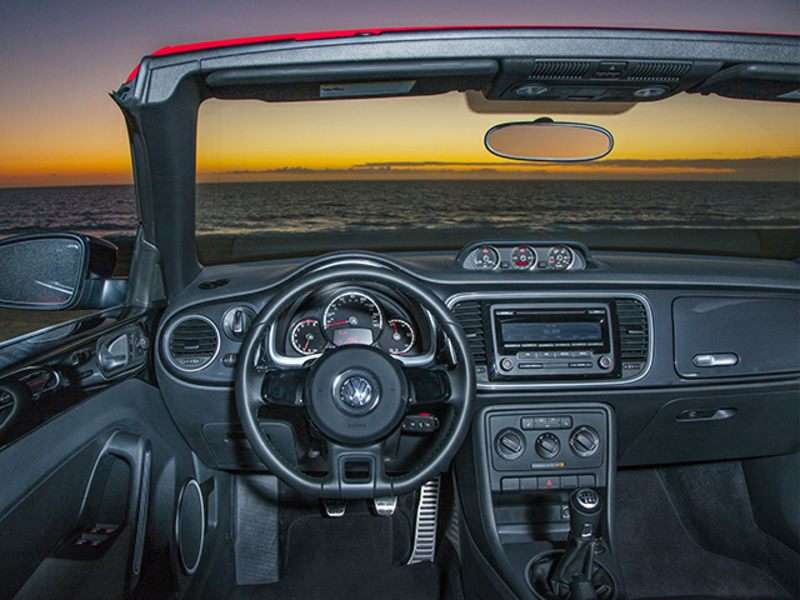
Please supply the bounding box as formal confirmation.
[154,241,800,473]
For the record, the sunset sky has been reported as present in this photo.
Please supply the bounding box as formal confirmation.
[1,0,799,187]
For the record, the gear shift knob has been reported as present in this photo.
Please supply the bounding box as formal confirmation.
[569,488,603,541]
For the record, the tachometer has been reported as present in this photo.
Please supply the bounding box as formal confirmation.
[290,318,327,355]
[384,319,416,355]
[323,291,383,346]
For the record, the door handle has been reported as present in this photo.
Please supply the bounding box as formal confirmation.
[676,408,737,422]
[692,353,739,368]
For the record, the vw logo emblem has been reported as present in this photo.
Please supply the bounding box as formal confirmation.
[337,374,379,413]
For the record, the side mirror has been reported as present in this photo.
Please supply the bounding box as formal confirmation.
[0,233,127,310]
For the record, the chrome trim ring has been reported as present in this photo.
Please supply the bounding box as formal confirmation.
[163,314,221,373]
[175,478,205,575]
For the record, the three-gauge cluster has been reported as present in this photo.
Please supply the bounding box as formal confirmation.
[287,290,419,357]
[462,243,584,272]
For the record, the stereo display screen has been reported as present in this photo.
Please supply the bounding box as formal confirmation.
[501,321,603,344]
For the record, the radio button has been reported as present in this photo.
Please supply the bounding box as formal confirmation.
[598,355,613,369]
[569,362,592,368]
[519,362,544,370]
[500,358,515,371]
[521,417,536,430]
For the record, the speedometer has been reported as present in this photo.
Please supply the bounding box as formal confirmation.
[323,291,383,346]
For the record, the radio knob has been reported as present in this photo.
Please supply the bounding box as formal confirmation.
[496,429,525,460]
[569,426,601,457]
[598,355,612,369]
[535,432,561,459]
[500,358,514,372]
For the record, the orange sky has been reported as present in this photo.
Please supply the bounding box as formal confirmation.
[1,90,798,187]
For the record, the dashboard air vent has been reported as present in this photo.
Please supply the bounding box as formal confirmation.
[167,316,220,371]
[529,60,593,79]
[615,299,649,369]
[452,301,488,366]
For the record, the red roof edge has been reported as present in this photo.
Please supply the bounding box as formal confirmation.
[124,24,799,83]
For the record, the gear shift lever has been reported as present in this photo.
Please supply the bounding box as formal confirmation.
[551,488,603,599]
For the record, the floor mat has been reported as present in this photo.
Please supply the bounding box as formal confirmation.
[615,467,792,600]
[228,513,440,600]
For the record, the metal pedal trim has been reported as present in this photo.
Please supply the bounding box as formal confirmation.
[372,496,398,516]
[322,500,347,518]
[407,478,441,564]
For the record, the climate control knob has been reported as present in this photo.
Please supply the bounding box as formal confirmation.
[535,432,561,459]
[569,426,601,457]
[495,429,525,460]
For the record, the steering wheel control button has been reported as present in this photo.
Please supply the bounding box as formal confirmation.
[495,429,525,460]
[402,414,439,434]
[570,426,601,457]
[535,432,561,459]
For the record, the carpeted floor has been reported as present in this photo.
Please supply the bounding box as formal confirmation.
[615,464,795,600]
[228,512,441,600]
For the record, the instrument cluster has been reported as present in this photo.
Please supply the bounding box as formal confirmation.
[281,286,429,361]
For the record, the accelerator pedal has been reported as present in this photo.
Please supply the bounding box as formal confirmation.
[407,478,441,564]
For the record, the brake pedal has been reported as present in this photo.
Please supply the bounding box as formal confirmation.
[322,499,347,518]
[372,496,398,516]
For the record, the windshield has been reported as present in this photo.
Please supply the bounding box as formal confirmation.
[195,92,800,262]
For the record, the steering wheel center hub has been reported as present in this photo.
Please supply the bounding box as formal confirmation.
[306,345,407,445]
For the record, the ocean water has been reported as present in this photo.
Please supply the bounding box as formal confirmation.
[0,180,797,239]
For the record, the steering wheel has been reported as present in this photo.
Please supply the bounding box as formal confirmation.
[235,265,474,499]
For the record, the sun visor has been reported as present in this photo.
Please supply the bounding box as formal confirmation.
[692,63,800,102]
[204,60,498,101]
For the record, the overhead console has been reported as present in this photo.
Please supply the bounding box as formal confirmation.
[485,57,722,102]
[450,294,651,389]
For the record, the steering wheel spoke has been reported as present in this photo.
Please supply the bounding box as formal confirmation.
[404,365,458,407]
[261,367,310,408]
[322,440,390,498]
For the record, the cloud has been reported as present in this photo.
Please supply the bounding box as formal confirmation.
[203,155,799,182]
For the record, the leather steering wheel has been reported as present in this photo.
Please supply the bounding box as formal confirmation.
[235,265,474,499]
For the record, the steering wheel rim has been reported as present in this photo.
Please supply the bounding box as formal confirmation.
[235,264,475,499]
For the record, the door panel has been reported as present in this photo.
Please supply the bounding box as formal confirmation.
[0,300,195,600]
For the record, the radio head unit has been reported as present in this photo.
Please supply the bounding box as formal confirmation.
[491,303,616,379]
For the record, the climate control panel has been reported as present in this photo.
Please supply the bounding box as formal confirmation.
[484,407,609,494]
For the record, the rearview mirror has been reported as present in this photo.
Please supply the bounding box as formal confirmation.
[0,233,126,310]
[484,118,613,162]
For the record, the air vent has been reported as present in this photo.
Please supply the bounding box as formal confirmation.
[452,301,488,366]
[166,316,220,372]
[627,61,691,81]
[529,60,592,79]
[615,299,649,370]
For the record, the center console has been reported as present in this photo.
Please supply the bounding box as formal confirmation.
[476,403,623,599]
